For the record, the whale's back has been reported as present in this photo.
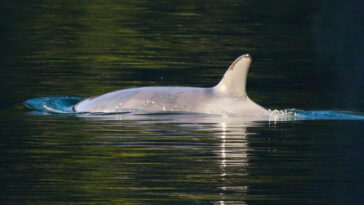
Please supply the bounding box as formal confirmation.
[74,87,214,113]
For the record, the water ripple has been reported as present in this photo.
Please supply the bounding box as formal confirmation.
[24,96,364,121]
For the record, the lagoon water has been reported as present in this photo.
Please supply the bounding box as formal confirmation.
[1,0,364,204]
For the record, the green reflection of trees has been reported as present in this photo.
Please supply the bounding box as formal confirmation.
[10,115,250,204]
[3,0,317,101]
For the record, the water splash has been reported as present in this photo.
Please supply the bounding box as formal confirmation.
[268,109,364,120]
[23,96,364,120]
[24,97,83,114]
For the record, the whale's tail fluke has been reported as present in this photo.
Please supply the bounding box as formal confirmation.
[214,54,252,98]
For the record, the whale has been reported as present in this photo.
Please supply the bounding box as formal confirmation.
[74,54,269,117]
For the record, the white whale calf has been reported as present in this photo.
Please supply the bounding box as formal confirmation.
[74,54,269,117]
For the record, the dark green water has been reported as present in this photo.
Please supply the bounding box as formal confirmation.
[1,0,364,204]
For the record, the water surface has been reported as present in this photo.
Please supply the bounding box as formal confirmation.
[1,0,364,204]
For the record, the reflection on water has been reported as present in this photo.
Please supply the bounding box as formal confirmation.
[1,112,363,204]
[217,122,248,205]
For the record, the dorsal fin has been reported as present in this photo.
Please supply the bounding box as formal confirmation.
[214,54,252,98]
